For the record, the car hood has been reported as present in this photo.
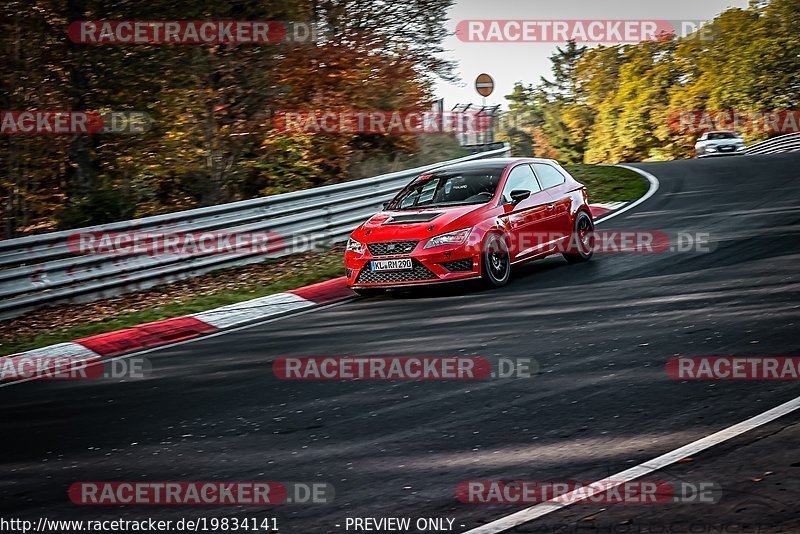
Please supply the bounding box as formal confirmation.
[353,204,487,242]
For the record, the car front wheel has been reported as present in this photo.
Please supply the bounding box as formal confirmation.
[482,233,511,287]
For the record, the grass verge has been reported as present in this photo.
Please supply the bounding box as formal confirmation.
[565,164,649,202]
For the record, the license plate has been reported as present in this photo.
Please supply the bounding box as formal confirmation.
[719,145,734,151]
[371,258,413,271]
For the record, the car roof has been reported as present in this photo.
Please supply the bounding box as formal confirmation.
[428,157,559,173]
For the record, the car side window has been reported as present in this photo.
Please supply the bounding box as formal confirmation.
[399,179,437,208]
[501,164,541,203]
[531,163,566,190]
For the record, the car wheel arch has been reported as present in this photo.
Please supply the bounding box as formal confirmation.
[575,205,593,222]
[482,228,511,249]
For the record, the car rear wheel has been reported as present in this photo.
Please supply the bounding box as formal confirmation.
[563,211,595,263]
[482,234,511,287]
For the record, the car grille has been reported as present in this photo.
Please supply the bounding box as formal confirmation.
[440,258,474,272]
[367,241,418,256]
[718,144,735,151]
[356,259,437,285]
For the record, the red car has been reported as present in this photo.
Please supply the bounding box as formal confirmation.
[344,158,594,295]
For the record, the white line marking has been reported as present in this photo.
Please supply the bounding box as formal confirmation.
[191,292,313,329]
[590,201,626,210]
[463,394,800,534]
[20,341,100,359]
[593,165,660,225]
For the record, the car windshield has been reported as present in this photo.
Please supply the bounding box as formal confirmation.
[388,168,504,210]
[707,132,737,140]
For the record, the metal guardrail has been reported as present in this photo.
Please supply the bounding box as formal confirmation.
[0,145,510,320]
[744,132,800,155]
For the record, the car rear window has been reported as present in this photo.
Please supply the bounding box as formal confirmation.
[532,163,566,189]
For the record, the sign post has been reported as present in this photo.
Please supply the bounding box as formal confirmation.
[475,73,495,144]
[475,73,494,98]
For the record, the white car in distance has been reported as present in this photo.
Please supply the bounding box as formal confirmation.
[695,131,746,157]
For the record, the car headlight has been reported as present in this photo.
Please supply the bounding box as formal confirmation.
[346,237,364,254]
[706,146,717,152]
[424,228,471,249]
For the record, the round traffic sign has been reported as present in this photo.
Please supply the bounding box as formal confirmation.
[475,73,494,97]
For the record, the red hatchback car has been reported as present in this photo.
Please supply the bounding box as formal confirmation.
[344,158,594,295]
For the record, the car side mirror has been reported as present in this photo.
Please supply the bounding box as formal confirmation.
[509,190,531,205]
[382,201,390,209]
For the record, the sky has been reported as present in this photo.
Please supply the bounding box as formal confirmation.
[434,0,751,110]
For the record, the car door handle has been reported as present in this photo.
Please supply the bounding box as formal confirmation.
[546,204,555,210]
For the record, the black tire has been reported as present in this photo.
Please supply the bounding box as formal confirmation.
[563,211,595,263]
[481,233,511,287]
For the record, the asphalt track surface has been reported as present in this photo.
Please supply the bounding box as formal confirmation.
[1,153,799,533]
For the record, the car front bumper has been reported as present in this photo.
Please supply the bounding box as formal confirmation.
[344,242,481,288]
[696,146,746,157]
